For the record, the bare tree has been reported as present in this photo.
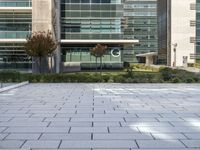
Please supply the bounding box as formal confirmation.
[24,31,57,73]
[90,44,108,75]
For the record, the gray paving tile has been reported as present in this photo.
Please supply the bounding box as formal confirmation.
[181,140,200,148]
[1,84,200,149]
[0,140,24,148]
[121,122,173,127]
[131,149,197,150]
[93,122,121,127]
[49,121,92,127]
[70,118,124,122]
[152,133,187,139]
[0,122,49,127]
[0,127,7,132]
[40,133,91,140]
[32,149,90,150]
[0,133,8,140]
[93,133,153,140]
[109,127,139,133]
[4,127,70,133]
[70,127,108,133]
[60,140,138,148]
[136,140,186,148]
[22,140,60,149]
[184,133,200,139]
[6,134,41,140]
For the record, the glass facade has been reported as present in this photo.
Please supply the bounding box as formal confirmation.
[0,0,31,7]
[0,43,32,70]
[0,12,31,39]
[196,0,200,61]
[60,0,126,69]
[124,0,158,63]
[0,0,159,71]
[60,0,124,40]
[0,0,32,70]
[61,44,123,69]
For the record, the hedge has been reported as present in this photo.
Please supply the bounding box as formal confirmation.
[0,68,200,83]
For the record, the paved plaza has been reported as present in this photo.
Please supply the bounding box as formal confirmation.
[0,83,200,150]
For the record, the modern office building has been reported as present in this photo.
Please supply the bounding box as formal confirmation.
[124,0,158,64]
[157,0,196,67]
[59,0,139,72]
[2,0,199,72]
[0,0,141,72]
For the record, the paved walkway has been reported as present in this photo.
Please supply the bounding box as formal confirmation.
[0,83,200,150]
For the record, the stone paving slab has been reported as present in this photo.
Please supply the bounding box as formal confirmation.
[4,127,70,133]
[93,133,153,140]
[1,83,200,149]
[136,140,186,149]
[60,140,138,149]
[181,140,200,148]
[0,140,25,149]
[6,134,41,140]
[22,140,60,149]
[40,133,91,140]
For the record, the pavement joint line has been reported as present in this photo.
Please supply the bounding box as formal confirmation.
[179,139,188,148]
[182,133,190,140]
[150,133,156,140]
[58,139,62,149]
[47,122,51,127]
[68,127,71,133]
[135,139,140,149]
[2,126,9,133]
[2,132,10,140]
[37,133,43,140]
[20,139,27,149]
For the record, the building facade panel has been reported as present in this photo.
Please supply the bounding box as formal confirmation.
[0,0,32,70]
[124,0,158,63]
[60,0,127,70]
[158,0,196,67]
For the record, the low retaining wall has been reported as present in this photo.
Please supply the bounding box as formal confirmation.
[0,81,29,93]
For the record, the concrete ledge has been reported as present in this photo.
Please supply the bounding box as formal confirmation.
[0,81,29,93]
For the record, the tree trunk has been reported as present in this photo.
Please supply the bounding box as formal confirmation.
[39,56,42,73]
[100,57,102,79]
[51,54,53,73]
[96,57,97,72]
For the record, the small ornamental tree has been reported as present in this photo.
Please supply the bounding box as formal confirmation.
[24,31,57,73]
[90,44,108,74]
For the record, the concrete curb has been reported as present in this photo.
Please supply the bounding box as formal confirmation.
[0,81,29,93]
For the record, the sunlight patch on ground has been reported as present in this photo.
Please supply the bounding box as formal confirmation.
[187,118,200,127]
[129,123,172,140]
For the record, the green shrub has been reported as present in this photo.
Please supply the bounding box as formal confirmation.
[185,78,195,83]
[124,78,133,83]
[171,78,181,83]
[113,75,124,83]
[159,67,174,81]
[0,69,200,83]
[0,70,21,82]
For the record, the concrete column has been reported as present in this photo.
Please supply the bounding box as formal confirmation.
[55,0,61,73]
[146,56,154,65]
[32,0,56,73]
[32,0,53,32]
